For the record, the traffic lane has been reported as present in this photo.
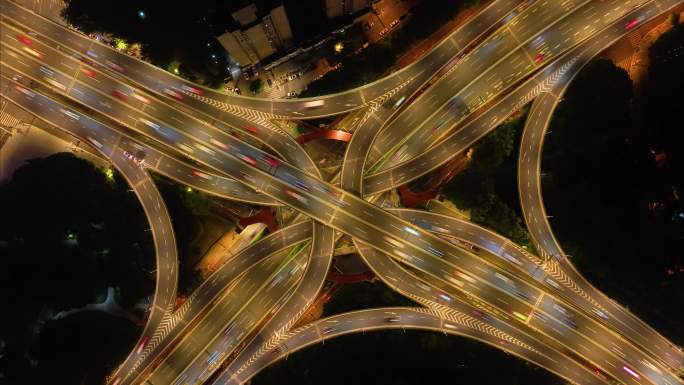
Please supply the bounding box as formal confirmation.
[150,249,307,385]
[328,191,544,308]
[227,307,606,385]
[366,0,587,167]
[222,220,335,378]
[340,18,472,195]
[149,150,279,206]
[366,24,518,167]
[507,0,588,41]
[361,39,577,194]
[390,209,568,298]
[1,10,319,174]
[375,212,662,385]
[110,130,277,206]
[146,255,285,384]
[0,0,511,118]
[179,251,309,385]
[533,296,678,385]
[122,221,312,385]
[146,251,286,385]
[519,0,641,67]
[370,0,643,172]
[365,0,541,166]
[1,39,319,209]
[381,48,533,168]
[368,0,647,171]
[355,242,611,385]
[516,15,684,372]
[0,24,287,165]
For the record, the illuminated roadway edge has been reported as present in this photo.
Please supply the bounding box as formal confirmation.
[516,2,684,371]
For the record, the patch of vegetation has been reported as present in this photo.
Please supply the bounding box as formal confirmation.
[30,311,139,385]
[61,0,233,86]
[0,152,153,384]
[543,52,683,343]
[443,107,534,249]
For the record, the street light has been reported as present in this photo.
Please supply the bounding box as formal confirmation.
[138,10,146,19]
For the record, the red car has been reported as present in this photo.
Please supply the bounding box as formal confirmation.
[112,90,127,101]
[163,88,183,100]
[105,60,125,72]
[260,154,280,168]
[181,84,203,95]
[81,68,97,78]
[244,124,258,134]
[136,336,149,354]
[534,53,545,63]
[239,154,257,166]
[625,17,642,30]
[16,35,33,46]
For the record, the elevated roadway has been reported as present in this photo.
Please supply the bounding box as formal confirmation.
[2,0,683,383]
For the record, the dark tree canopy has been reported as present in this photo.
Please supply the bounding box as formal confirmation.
[61,0,233,85]
[0,153,153,383]
[543,54,684,343]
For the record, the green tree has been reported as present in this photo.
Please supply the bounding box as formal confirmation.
[249,78,264,94]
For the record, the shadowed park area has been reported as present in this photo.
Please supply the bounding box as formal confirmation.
[542,27,684,345]
[0,153,154,384]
